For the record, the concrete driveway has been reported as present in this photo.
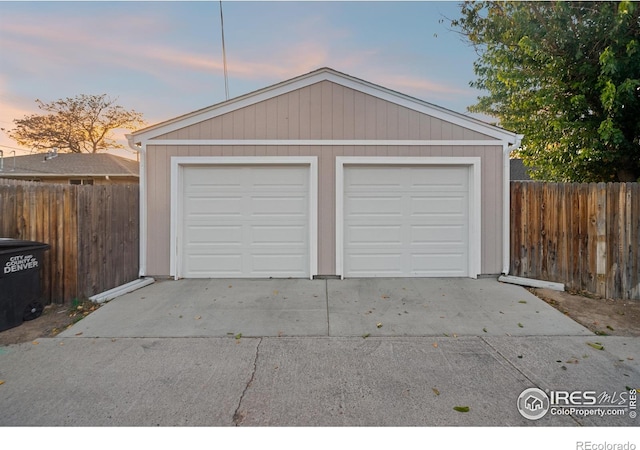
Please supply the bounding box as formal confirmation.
[58,277,593,338]
[1,278,638,429]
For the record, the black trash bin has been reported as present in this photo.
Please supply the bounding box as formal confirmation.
[0,238,51,332]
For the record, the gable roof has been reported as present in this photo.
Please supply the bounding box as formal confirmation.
[0,153,139,177]
[130,67,521,145]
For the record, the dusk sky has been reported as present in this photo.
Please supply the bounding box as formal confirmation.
[0,1,485,159]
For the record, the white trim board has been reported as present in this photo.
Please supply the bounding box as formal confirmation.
[144,139,506,147]
[335,156,482,279]
[169,156,318,279]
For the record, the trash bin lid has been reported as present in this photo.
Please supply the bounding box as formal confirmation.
[0,238,50,252]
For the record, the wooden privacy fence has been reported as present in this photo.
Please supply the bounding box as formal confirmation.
[510,181,640,300]
[0,179,139,304]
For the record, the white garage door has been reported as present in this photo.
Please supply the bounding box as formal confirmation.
[343,165,470,277]
[181,165,310,278]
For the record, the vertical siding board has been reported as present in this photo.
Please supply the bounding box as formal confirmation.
[386,103,399,140]
[332,84,344,139]
[406,107,419,140]
[245,104,257,139]
[375,98,387,139]
[353,91,366,139]
[265,98,278,139]
[287,90,300,139]
[397,105,409,139]
[364,94,377,139]
[418,114,431,140]
[321,81,333,139]
[298,86,311,139]
[309,83,323,140]
[342,86,355,139]
[200,117,212,139]
[255,100,267,139]
[318,147,335,274]
[277,94,288,139]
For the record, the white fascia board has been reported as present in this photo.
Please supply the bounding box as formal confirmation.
[335,156,482,279]
[144,139,506,147]
[169,156,318,280]
[132,68,519,144]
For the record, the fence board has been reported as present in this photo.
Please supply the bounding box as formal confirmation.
[511,181,640,300]
[0,179,139,304]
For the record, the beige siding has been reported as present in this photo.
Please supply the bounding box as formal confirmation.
[152,81,496,141]
[144,144,504,277]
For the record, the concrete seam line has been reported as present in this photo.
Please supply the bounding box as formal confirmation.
[478,337,584,427]
[478,336,539,386]
[232,337,261,426]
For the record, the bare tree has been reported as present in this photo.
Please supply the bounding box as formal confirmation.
[8,94,145,153]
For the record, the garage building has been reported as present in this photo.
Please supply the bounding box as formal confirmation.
[128,68,521,280]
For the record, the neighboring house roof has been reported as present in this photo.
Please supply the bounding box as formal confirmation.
[130,67,522,146]
[0,153,139,178]
[510,158,533,180]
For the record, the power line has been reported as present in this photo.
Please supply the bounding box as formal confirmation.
[0,143,30,152]
[219,0,230,100]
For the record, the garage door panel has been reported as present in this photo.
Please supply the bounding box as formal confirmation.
[346,252,404,276]
[345,225,403,245]
[410,196,467,217]
[181,165,310,278]
[346,167,404,190]
[250,225,306,245]
[186,254,243,277]
[186,225,243,244]
[185,196,243,217]
[186,167,242,189]
[250,166,308,187]
[249,196,308,216]
[409,167,469,190]
[251,254,308,276]
[411,253,467,276]
[343,165,470,278]
[345,196,403,216]
[410,225,466,244]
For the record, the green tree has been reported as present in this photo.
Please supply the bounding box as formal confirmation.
[8,94,145,153]
[453,1,640,182]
